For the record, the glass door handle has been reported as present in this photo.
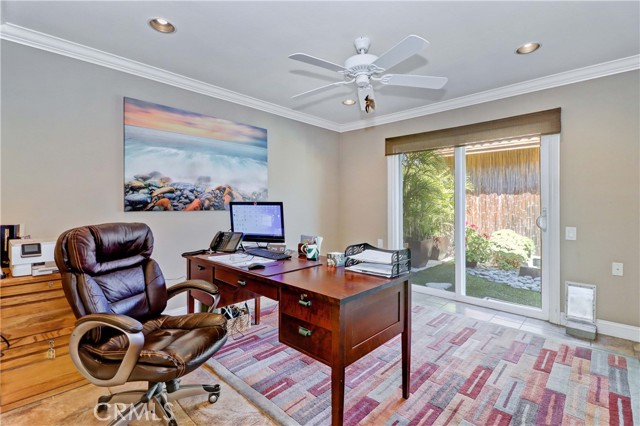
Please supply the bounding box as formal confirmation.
[536,208,547,231]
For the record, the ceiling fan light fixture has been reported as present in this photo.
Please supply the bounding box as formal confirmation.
[289,35,447,114]
[342,99,356,106]
[149,18,176,34]
[516,42,541,55]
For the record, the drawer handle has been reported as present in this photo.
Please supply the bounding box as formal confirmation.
[237,280,247,286]
[48,281,54,288]
[197,265,205,271]
[298,326,312,337]
[298,294,312,307]
[47,340,56,359]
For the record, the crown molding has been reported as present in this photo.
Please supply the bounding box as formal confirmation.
[338,55,640,132]
[0,23,341,132]
[2,23,638,134]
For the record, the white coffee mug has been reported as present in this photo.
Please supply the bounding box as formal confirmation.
[327,252,345,267]
[305,244,319,260]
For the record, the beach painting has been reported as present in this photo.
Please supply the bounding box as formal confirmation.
[123,98,268,211]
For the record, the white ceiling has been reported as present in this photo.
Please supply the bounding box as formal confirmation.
[1,1,639,132]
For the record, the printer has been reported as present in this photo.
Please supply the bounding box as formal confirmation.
[8,239,58,277]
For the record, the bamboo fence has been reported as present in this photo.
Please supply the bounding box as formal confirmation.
[465,147,541,255]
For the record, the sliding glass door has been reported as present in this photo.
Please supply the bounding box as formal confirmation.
[395,136,558,320]
[462,139,542,308]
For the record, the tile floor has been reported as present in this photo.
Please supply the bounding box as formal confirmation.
[412,290,640,359]
[2,292,638,425]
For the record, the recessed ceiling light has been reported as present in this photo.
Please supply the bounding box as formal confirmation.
[149,18,176,34]
[516,42,541,55]
[342,99,356,106]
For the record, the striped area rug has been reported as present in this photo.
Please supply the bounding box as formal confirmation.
[208,304,639,425]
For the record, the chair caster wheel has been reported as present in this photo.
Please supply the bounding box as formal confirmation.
[205,384,221,404]
[96,395,111,413]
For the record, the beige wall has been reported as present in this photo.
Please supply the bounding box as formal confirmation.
[338,71,640,328]
[0,42,341,310]
[2,41,638,328]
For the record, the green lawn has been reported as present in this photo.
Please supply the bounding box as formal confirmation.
[412,262,541,308]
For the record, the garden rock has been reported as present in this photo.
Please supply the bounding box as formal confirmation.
[467,266,541,292]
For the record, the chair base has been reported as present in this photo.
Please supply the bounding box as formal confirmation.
[96,379,221,426]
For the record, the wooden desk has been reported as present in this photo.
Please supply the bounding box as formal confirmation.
[186,255,322,323]
[185,255,411,426]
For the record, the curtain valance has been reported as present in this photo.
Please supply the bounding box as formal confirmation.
[385,108,561,155]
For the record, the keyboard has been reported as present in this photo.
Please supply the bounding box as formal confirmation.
[245,248,291,260]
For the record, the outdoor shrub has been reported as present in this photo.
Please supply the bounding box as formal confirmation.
[402,151,454,241]
[493,251,525,270]
[465,224,491,263]
[489,229,535,270]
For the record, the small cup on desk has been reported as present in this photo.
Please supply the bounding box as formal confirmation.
[305,244,319,261]
[326,252,345,267]
[298,243,307,257]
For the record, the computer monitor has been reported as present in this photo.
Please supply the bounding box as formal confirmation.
[229,202,285,244]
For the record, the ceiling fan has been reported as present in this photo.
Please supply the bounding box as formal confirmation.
[289,35,448,113]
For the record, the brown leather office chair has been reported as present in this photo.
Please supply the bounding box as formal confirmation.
[55,222,228,426]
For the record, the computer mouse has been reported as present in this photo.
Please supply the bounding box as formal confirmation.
[247,263,266,270]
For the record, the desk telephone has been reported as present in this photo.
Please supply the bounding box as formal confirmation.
[211,231,243,252]
[181,231,243,257]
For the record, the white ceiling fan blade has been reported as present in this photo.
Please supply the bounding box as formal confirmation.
[380,74,448,89]
[291,81,350,98]
[371,35,430,71]
[289,53,346,73]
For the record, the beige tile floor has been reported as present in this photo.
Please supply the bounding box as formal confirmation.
[2,293,638,425]
[413,291,640,358]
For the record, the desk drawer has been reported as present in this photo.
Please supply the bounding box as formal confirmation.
[0,338,85,410]
[1,278,62,299]
[189,261,214,282]
[215,269,278,300]
[279,314,332,364]
[280,287,332,329]
[1,292,76,342]
[214,280,256,309]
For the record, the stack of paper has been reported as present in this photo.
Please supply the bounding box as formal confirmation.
[346,249,396,277]
[347,249,393,264]
[209,254,277,268]
[346,262,394,278]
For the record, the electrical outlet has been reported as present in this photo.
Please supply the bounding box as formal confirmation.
[612,262,624,276]
[565,227,577,241]
[377,238,384,248]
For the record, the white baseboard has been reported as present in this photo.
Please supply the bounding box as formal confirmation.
[596,319,640,343]
[560,313,640,343]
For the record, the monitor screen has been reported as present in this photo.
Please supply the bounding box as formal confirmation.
[229,202,285,244]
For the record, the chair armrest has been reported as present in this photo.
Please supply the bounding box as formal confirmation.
[75,313,143,334]
[168,279,221,310]
[70,313,144,387]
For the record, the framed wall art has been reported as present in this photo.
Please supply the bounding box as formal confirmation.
[123,97,268,211]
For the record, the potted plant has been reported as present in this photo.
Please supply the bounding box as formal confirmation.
[402,151,454,267]
[465,224,490,267]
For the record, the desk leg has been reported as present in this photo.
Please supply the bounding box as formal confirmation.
[254,297,261,324]
[331,364,345,426]
[187,290,195,314]
[401,279,412,398]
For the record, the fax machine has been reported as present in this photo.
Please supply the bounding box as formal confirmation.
[8,239,58,277]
